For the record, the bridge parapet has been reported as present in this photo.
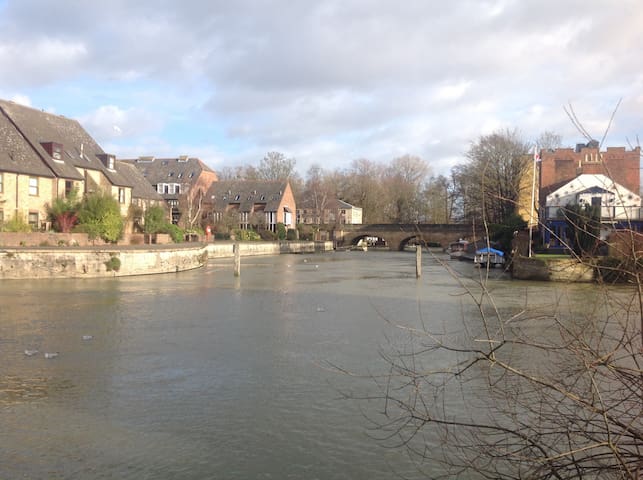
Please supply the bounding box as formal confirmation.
[334,223,481,251]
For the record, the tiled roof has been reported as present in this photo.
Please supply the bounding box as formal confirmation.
[297,197,358,210]
[206,180,289,212]
[0,107,54,177]
[116,161,164,201]
[120,156,215,185]
[0,99,131,186]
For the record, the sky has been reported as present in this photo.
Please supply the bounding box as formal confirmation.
[1,0,642,178]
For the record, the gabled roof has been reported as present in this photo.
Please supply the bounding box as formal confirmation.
[297,197,360,210]
[546,174,639,203]
[120,156,215,185]
[0,107,54,177]
[0,99,131,186]
[115,161,164,201]
[206,180,290,212]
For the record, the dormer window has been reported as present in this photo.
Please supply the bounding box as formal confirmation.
[235,194,240,201]
[40,142,64,162]
[96,153,116,171]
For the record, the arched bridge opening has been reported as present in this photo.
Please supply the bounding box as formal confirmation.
[335,224,480,252]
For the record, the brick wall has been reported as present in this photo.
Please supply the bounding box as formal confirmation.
[540,146,640,194]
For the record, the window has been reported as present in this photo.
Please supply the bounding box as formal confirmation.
[28,211,39,228]
[118,188,125,204]
[0,210,3,224]
[29,177,38,196]
[65,181,74,197]
[0,173,3,193]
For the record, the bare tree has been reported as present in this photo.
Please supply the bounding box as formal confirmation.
[383,155,431,223]
[258,151,296,181]
[462,129,532,225]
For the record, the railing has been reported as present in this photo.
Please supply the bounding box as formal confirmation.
[546,205,643,221]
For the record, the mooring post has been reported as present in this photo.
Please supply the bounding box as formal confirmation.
[234,242,241,277]
[416,245,422,278]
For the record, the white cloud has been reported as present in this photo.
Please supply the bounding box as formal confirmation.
[79,105,164,143]
[0,0,642,176]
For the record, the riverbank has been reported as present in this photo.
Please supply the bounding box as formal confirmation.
[511,255,595,282]
[0,241,334,279]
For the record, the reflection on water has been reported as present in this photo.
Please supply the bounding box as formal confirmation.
[0,251,599,479]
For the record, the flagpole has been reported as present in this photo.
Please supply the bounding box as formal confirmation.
[528,146,539,257]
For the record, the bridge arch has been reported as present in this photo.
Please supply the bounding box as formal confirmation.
[335,224,480,251]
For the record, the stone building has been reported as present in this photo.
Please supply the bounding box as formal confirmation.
[0,99,159,232]
[297,198,362,225]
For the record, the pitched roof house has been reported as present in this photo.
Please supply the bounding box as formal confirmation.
[541,173,643,249]
[205,180,296,232]
[297,198,362,225]
[121,156,218,227]
[0,99,158,231]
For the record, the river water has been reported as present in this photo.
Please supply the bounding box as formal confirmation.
[0,251,600,479]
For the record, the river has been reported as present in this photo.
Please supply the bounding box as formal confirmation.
[0,250,600,479]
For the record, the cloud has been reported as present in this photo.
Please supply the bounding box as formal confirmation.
[0,0,642,177]
[79,105,164,142]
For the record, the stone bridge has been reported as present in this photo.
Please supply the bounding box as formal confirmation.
[334,223,481,251]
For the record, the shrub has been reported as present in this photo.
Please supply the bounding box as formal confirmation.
[297,224,314,241]
[596,256,631,284]
[104,255,121,272]
[233,229,261,241]
[143,205,168,234]
[47,189,79,233]
[76,191,124,243]
[286,228,297,241]
[2,215,32,233]
[162,223,184,243]
[258,229,277,241]
[276,222,287,240]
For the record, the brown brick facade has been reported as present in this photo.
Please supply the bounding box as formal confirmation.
[540,145,640,195]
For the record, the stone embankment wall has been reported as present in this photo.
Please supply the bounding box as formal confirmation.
[0,245,207,279]
[0,240,333,279]
[512,256,595,282]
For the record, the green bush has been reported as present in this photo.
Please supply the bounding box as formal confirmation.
[297,224,314,241]
[233,229,261,241]
[258,229,277,241]
[162,223,184,243]
[104,255,121,272]
[76,191,124,243]
[2,215,32,233]
[143,205,168,234]
[276,222,287,240]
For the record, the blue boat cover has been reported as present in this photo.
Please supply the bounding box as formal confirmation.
[475,247,504,257]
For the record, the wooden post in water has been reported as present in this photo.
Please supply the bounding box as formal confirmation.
[416,245,422,278]
[234,243,241,277]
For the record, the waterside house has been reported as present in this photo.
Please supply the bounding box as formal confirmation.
[0,99,158,233]
[121,156,218,226]
[205,180,296,232]
[297,198,362,225]
[536,142,642,251]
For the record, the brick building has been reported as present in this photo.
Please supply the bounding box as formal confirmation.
[205,180,296,232]
[539,141,640,196]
